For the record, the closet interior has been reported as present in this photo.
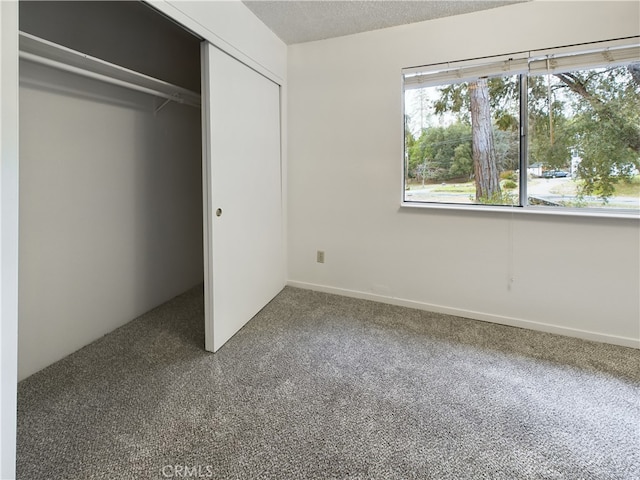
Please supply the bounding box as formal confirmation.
[18,1,205,380]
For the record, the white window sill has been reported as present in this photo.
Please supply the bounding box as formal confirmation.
[400,201,640,220]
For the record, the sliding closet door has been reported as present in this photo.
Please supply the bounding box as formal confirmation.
[201,42,284,352]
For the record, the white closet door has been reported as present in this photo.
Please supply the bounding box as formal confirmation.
[201,42,284,352]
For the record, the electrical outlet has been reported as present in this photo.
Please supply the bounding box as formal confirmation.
[316,250,325,263]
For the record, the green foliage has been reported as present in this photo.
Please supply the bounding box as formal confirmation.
[434,76,520,126]
[611,175,640,197]
[559,198,588,208]
[474,190,518,206]
[531,66,640,200]
[566,66,640,199]
[407,122,472,182]
[494,129,519,172]
[502,180,518,189]
[409,64,640,201]
[429,77,519,194]
[527,78,573,171]
[489,76,520,132]
[404,115,417,181]
[407,63,640,202]
[434,83,468,118]
[449,143,473,179]
[407,81,519,184]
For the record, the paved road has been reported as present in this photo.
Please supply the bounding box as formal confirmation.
[406,178,639,209]
[529,177,639,208]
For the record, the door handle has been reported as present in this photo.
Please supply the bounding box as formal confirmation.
[216,208,223,217]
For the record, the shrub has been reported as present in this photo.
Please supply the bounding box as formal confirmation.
[473,190,518,205]
[500,170,517,181]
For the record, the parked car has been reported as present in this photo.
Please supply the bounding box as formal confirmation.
[541,170,570,178]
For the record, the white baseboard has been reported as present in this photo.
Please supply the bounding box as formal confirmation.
[286,280,640,349]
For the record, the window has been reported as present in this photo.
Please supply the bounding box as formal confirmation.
[403,39,640,213]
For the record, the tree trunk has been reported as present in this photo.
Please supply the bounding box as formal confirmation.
[470,79,501,201]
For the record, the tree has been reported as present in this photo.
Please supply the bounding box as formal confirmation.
[528,76,573,171]
[469,79,501,200]
[553,65,640,199]
[427,63,640,202]
[404,114,416,186]
[433,77,517,201]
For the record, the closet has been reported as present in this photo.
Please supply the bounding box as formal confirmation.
[18,1,286,381]
[18,1,204,380]
[18,0,286,381]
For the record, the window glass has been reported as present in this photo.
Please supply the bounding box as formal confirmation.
[403,41,640,213]
[528,64,640,209]
[404,76,520,206]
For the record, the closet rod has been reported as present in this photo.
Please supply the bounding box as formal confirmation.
[19,32,201,109]
[20,51,199,107]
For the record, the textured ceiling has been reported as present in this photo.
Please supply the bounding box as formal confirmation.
[242,1,527,45]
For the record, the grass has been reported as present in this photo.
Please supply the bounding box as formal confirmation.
[548,176,640,198]
[412,176,639,195]
[407,182,475,193]
[612,176,640,197]
[432,184,476,193]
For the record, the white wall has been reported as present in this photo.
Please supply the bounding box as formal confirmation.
[16,1,207,382]
[0,2,19,477]
[18,61,204,380]
[287,1,640,347]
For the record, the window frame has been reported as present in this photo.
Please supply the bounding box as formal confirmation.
[400,37,640,219]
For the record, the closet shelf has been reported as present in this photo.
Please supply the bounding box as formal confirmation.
[19,32,201,110]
